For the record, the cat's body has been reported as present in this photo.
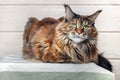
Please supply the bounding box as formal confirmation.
[23,4,112,72]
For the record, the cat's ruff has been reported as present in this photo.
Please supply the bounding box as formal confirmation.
[68,32,87,43]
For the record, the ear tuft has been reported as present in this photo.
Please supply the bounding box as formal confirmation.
[88,10,102,22]
[64,4,69,8]
[64,4,75,21]
[97,10,102,13]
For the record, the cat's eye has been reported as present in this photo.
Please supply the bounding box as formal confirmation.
[84,25,88,27]
[72,23,77,28]
[82,25,90,31]
[83,25,89,29]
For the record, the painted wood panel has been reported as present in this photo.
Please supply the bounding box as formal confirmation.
[98,33,120,59]
[110,60,120,80]
[0,0,120,5]
[0,32,120,58]
[0,32,22,57]
[0,6,120,31]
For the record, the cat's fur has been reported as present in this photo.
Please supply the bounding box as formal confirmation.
[23,4,112,72]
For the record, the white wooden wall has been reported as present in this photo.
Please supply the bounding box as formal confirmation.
[0,0,120,80]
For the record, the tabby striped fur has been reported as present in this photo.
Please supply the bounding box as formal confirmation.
[23,4,112,71]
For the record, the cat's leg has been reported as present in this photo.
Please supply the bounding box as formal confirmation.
[23,49,34,59]
[41,49,72,63]
[41,52,64,63]
[31,42,43,60]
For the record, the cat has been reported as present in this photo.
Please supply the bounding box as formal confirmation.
[23,4,112,72]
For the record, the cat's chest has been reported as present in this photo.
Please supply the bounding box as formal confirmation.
[64,43,82,53]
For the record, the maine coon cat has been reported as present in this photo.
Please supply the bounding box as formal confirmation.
[23,4,112,72]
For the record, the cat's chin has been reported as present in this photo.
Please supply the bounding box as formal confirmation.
[68,33,85,43]
[69,37,85,43]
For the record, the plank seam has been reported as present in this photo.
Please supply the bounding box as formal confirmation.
[1,31,120,33]
[0,4,120,6]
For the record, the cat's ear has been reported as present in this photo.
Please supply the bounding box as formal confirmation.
[88,10,102,22]
[64,4,75,21]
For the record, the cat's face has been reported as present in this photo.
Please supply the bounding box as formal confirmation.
[58,4,102,43]
[66,16,98,43]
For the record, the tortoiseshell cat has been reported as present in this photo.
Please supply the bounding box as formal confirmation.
[23,4,112,72]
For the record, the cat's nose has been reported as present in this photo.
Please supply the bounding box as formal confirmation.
[75,28,82,34]
[75,33,83,38]
[77,31,82,34]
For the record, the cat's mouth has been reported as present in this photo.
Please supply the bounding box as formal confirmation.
[68,33,87,43]
[73,36,85,39]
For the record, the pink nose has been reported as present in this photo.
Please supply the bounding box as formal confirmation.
[75,28,82,34]
[77,31,82,34]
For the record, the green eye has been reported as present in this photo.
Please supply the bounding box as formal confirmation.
[72,23,77,28]
[83,25,88,29]
[84,25,88,27]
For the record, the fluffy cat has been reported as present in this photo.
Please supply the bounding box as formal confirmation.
[23,4,112,72]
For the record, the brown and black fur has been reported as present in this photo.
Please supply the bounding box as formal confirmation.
[23,4,112,72]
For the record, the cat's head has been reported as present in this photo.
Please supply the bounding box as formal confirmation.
[57,4,102,43]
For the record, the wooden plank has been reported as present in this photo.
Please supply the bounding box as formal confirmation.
[0,32,22,57]
[98,33,120,59]
[0,0,120,5]
[110,60,120,80]
[0,6,120,32]
[0,32,120,59]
